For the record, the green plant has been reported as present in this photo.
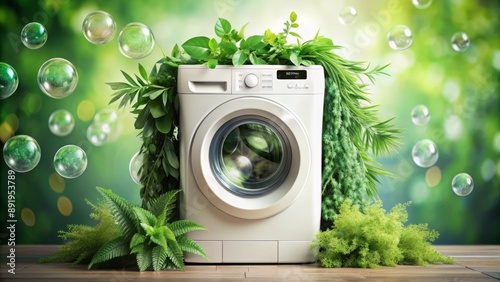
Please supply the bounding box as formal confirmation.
[39,200,121,265]
[88,187,207,271]
[108,12,400,226]
[311,200,454,268]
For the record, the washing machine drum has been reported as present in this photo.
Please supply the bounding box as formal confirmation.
[190,97,311,220]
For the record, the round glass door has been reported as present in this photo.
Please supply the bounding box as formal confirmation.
[210,118,291,196]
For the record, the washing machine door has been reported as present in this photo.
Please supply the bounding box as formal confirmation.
[190,97,310,220]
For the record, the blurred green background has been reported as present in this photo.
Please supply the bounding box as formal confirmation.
[0,0,498,244]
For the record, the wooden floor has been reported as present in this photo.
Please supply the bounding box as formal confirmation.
[0,245,499,281]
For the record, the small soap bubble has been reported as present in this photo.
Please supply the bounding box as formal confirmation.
[451,32,470,52]
[338,6,357,25]
[452,173,474,196]
[129,151,143,185]
[0,62,19,99]
[411,105,431,126]
[21,22,48,49]
[93,108,118,134]
[118,22,155,59]
[48,110,75,136]
[3,135,41,172]
[412,0,433,9]
[38,58,78,99]
[86,123,109,146]
[411,139,439,168]
[387,25,413,51]
[82,11,116,45]
[54,145,87,179]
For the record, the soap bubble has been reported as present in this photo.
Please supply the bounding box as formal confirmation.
[412,0,433,9]
[0,62,19,99]
[93,108,118,134]
[411,139,439,168]
[129,151,143,185]
[118,22,155,59]
[387,25,413,51]
[86,123,109,146]
[82,11,116,45]
[38,58,78,99]
[21,22,48,49]
[54,145,87,179]
[48,110,75,136]
[338,6,357,25]
[411,105,431,126]
[451,32,470,52]
[452,173,474,196]
[3,135,41,172]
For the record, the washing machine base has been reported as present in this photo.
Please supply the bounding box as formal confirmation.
[185,240,317,263]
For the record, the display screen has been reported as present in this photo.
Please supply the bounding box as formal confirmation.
[277,70,307,79]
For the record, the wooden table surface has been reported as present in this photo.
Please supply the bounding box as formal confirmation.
[1,245,499,281]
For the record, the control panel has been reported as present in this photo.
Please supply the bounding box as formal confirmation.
[234,67,320,93]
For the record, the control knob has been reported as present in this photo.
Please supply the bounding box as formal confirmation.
[244,73,259,88]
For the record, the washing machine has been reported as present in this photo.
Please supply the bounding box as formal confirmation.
[178,65,324,263]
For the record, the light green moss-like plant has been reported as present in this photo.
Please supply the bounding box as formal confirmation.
[311,200,454,268]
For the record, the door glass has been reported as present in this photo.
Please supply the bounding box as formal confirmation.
[211,118,291,196]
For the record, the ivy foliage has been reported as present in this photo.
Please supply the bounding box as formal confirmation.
[311,200,454,268]
[108,12,400,225]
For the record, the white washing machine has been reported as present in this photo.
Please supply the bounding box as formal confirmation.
[178,65,324,263]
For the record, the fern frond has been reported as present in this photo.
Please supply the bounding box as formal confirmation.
[88,236,129,269]
[146,189,181,222]
[97,187,139,239]
[169,220,206,237]
[133,207,157,227]
[152,245,168,271]
[177,235,208,259]
[130,233,147,249]
[136,246,153,272]
[165,239,185,271]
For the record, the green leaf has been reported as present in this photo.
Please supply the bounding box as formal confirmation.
[177,235,208,259]
[165,238,184,270]
[107,82,132,90]
[238,22,249,39]
[206,58,218,69]
[169,220,206,237]
[138,64,148,81]
[140,222,155,235]
[181,36,211,60]
[149,99,167,118]
[148,89,165,100]
[290,52,302,67]
[289,31,302,39]
[146,189,180,220]
[155,114,172,134]
[249,53,267,65]
[152,245,168,271]
[88,236,129,269]
[166,149,179,169]
[134,105,150,129]
[130,233,147,249]
[290,11,298,23]
[134,207,157,227]
[208,38,218,52]
[232,50,247,66]
[136,247,152,272]
[245,35,265,50]
[215,18,232,37]
[121,70,138,86]
[219,42,238,55]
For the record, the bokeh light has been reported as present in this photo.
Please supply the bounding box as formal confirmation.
[21,208,36,227]
[57,196,73,216]
[77,100,96,122]
[49,172,65,193]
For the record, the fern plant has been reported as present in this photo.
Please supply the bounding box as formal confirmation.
[88,187,207,271]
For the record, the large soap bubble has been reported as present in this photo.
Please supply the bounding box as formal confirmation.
[412,0,433,9]
[129,151,143,185]
[451,32,470,52]
[86,123,109,146]
[48,110,75,136]
[0,62,19,99]
[3,135,41,172]
[82,11,116,45]
[452,173,474,196]
[53,145,88,179]
[338,7,357,25]
[21,22,48,49]
[411,105,431,126]
[387,25,413,51]
[411,139,439,168]
[118,22,155,59]
[93,108,118,134]
[38,58,78,99]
